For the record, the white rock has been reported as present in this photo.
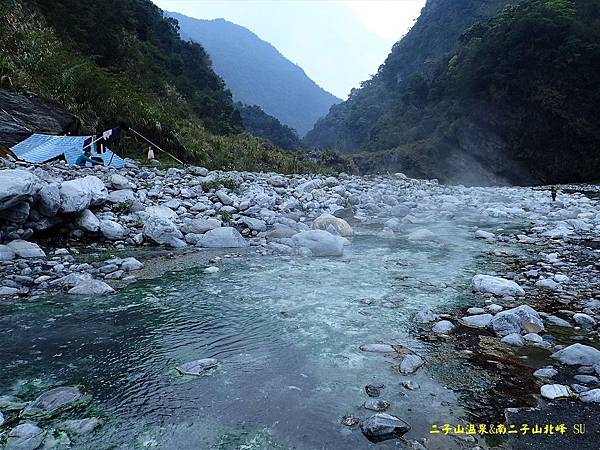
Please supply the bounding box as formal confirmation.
[109,174,131,190]
[0,169,40,210]
[37,183,61,216]
[523,333,544,344]
[414,308,439,323]
[198,227,249,248]
[312,213,353,237]
[5,423,46,450]
[407,228,436,241]
[467,307,486,315]
[176,358,218,375]
[359,343,395,353]
[501,333,525,347]
[0,286,19,296]
[239,216,267,232]
[216,190,234,206]
[432,320,455,334]
[573,313,596,330]
[100,220,127,240]
[472,275,525,297]
[143,216,186,248]
[204,266,220,274]
[398,354,424,374]
[460,313,493,328]
[291,230,346,256]
[77,209,100,232]
[180,218,221,234]
[59,176,107,213]
[533,367,558,378]
[107,189,137,204]
[68,279,114,295]
[0,244,16,261]
[535,278,561,291]
[475,230,495,239]
[144,205,178,221]
[7,240,46,258]
[540,384,573,400]
[120,257,143,271]
[490,305,544,336]
[551,344,600,366]
[579,389,600,403]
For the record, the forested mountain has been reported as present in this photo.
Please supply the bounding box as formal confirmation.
[236,104,304,151]
[306,0,600,185]
[166,12,341,136]
[0,0,312,173]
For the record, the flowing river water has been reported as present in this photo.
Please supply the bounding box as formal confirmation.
[0,220,528,449]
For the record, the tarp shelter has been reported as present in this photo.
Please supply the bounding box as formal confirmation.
[10,133,125,168]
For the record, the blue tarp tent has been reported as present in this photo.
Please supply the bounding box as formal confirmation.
[10,134,125,168]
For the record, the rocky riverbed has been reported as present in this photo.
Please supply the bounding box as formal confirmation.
[1,159,599,449]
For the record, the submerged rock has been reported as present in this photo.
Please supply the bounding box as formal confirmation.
[413,308,438,323]
[176,358,219,375]
[5,423,46,450]
[398,354,424,374]
[58,418,101,435]
[23,386,90,418]
[359,343,395,353]
[360,413,411,442]
[471,275,525,297]
[364,398,390,412]
[291,230,346,256]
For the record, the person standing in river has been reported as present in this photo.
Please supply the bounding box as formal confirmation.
[550,185,557,202]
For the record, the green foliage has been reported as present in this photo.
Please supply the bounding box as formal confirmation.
[237,103,304,150]
[0,0,318,174]
[201,178,240,193]
[113,200,134,214]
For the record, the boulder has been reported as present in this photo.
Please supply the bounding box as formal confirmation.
[121,257,143,271]
[432,320,455,334]
[77,209,100,232]
[23,386,89,418]
[143,216,186,248]
[540,384,573,400]
[471,275,525,297]
[59,176,107,213]
[501,333,525,347]
[68,279,114,295]
[5,423,46,450]
[109,174,131,190]
[295,178,322,194]
[0,169,40,210]
[59,418,100,435]
[37,183,61,216]
[535,278,561,291]
[107,189,137,204]
[551,344,600,366]
[398,354,424,374]
[460,313,493,328]
[176,358,218,375]
[144,205,178,221]
[239,216,267,232]
[580,389,600,403]
[413,308,438,323]
[359,344,395,353]
[0,244,16,261]
[364,399,390,412]
[7,240,45,258]
[360,413,411,442]
[180,218,221,234]
[533,368,558,379]
[100,220,127,240]
[0,286,19,296]
[573,313,596,330]
[490,305,544,336]
[475,230,495,239]
[291,230,346,256]
[198,227,248,248]
[312,213,353,237]
[216,190,234,206]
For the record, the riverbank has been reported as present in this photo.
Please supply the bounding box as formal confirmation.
[1,159,599,449]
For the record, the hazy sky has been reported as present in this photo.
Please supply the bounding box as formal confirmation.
[152,0,426,99]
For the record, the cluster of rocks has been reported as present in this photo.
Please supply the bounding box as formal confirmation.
[0,386,99,449]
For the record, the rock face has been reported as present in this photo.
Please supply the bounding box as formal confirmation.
[0,88,79,147]
[198,227,248,248]
[490,305,544,336]
[471,274,525,297]
[176,358,219,375]
[0,170,41,211]
[360,413,411,442]
[7,240,45,258]
[23,386,89,418]
[292,230,345,256]
[312,213,353,237]
[551,344,600,366]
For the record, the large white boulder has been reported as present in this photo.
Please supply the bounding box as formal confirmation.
[198,227,249,248]
[109,173,131,190]
[312,213,353,237]
[0,169,40,210]
[292,230,346,256]
[37,183,61,216]
[144,205,178,221]
[472,274,525,297]
[68,279,114,295]
[0,244,16,261]
[490,305,544,336]
[59,176,107,213]
[143,216,186,248]
[239,216,267,232]
[7,240,46,258]
[551,344,600,366]
[180,218,221,234]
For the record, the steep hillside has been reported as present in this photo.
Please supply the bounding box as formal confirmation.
[0,0,313,173]
[237,104,303,151]
[304,0,510,152]
[306,0,600,186]
[167,13,340,136]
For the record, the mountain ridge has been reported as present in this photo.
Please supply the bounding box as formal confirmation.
[167,12,341,136]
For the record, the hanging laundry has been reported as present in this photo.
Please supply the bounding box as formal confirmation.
[111,127,121,146]
[102,129,112,141]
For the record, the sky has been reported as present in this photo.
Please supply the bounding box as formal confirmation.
[152,0,426,99]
